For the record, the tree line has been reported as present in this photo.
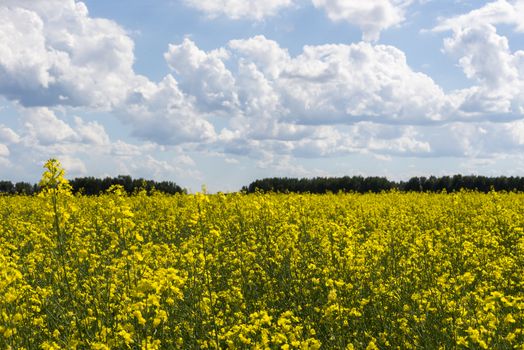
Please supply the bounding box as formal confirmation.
[4,174,524,195]
[0,175,185,195]
[243,175,524,193]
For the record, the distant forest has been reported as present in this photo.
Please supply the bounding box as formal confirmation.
[3,174,524,195]
[244,175,524,194]
[0,175,185,195]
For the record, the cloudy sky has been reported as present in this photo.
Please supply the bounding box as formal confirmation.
[1,0,524,192]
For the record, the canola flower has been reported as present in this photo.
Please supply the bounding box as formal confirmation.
[0,161,523,349]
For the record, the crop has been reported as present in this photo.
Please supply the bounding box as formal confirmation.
[0,160,523,349]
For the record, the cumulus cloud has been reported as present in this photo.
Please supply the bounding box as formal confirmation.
[437,120,524,157]
[163,32,524,161]
[165,35,451,155]
[353,124,431,155]
[0,0,141,109]
[434,0,524,116]
[60,155,87,175]
[0,105,202,182]
[278,41,450,124]
[4,0,524,184]
[121,75,217,144]
[433,0,524,33]
[22,108,77,145]
[131,155,202,181]
[181,0,295,21]
[182,0,418,41]
[0,1,219,146]
[312,0,413,41]
[0,125,20,144]
[164,39,238,113]
[0,143,9,158]
[73,117,111,146]
[443,25,517,88]
[16,107,111,149]
[442,25,524,116]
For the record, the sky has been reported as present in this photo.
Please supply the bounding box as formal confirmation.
[1,0,524,192]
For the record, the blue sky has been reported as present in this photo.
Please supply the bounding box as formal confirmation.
[1,0,524,192]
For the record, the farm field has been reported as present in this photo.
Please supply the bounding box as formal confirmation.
[1,165,524,349]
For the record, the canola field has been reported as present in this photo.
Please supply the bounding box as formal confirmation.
[1,161,523,349]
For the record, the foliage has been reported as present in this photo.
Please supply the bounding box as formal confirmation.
[245,175,524,193]
[0,175,184,196]
[69,176,185,195]
[0,162,523,348]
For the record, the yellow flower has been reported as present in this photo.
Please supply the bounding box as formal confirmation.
[118,329,134,345]
[366,340,379,350]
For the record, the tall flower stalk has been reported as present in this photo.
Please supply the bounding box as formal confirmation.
[38,159,84,344]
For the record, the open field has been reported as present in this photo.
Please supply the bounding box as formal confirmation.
[1,184,523,349]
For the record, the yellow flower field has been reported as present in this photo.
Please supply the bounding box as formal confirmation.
[1,160,523,349]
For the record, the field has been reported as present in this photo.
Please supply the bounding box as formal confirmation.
[1,163,523,349]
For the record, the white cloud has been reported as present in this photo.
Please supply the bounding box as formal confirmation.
[184,0,416,40]
[0,144,9,157]
[0,1,220,147]
[121,75,217,144]
[60,155,87,175]
[361,125,431,155]
[291,123,432,158]
[434,0,524,33]
[443,25,517,88]
[4,0,524,185]
[224,157,240,164]
[278,41,450,124]
[111,152,202,184]
[110,140,157,157]
[0,104,203,184]
[228,36,291,79]
[73,117,111,146]
[22,107,77,145]
[312,0,413,41]
[166,36,517,160]
[434,0,524,116]
[14,107,128,160]
[0,0,458,156]
[182,0,295,21]
[164,39,239,112]
[0,125,20,144]
[0,0,141,109]
[133,155,199,180]
[166,36,451,148]
[396,119,524,159]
